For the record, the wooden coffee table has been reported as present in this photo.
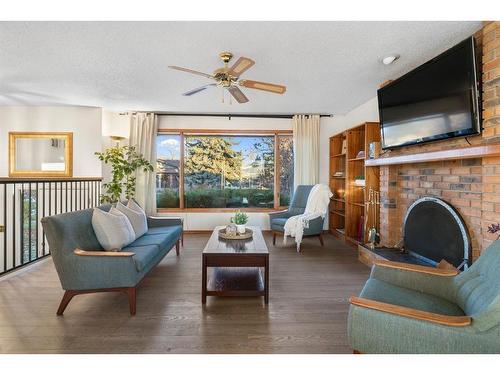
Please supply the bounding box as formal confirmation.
[202,226,269,304]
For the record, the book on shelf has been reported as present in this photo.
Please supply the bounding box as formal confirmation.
[356,150,365,159]
[333,171,344,177]
[354,175,365,186]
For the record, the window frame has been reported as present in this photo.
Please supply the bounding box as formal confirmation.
[157,128,293,213]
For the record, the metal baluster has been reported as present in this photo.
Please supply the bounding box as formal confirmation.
[42,182,46,255]
[65,181,68,213]
[35,182,39,259]
[12,183,16,270]
[20,183,24,266]
[3,184,7,272]
[28,182,32,263]
[54,181,58,215]
[59,181,63,214]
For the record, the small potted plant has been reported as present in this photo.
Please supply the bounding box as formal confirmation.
[232,211,249,234]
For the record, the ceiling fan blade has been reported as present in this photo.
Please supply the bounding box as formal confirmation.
[168,65,213,79]
[239,79,286,94]
[227,86,249,103]
[182,83,217,96]
[227,57,255,77]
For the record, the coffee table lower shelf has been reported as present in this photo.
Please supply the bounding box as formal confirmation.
[202,260,269,304]
[206,267,265,298]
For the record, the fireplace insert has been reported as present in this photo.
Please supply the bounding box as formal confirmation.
[402,196,471,269]
[362,196,471,270]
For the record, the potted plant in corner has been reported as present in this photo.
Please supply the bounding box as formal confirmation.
[232,211,249,234]
[95,145,154,203]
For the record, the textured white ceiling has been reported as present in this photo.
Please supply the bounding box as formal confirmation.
[0,21,482,114]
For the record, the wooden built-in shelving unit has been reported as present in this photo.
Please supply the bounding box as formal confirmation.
[329,122,380,246]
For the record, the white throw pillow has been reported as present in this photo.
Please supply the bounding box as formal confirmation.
[116,201,148,238]
[91,207,135,251]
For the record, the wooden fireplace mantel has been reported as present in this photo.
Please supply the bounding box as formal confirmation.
[365,143,500,167]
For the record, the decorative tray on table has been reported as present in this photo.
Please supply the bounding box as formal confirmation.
[218,228,253,240]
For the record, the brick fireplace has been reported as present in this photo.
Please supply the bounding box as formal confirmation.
[379,21,500,260]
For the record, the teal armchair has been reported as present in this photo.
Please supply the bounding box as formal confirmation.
[269,185,325,251]
[348,240,500,353]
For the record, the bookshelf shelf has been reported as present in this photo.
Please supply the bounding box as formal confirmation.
[331,198,345,203]
[349,202,365,207]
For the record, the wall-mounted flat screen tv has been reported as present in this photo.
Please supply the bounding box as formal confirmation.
[378,37,481,150]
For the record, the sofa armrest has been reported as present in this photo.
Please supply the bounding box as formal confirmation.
[374,260,458,276]
[74,249,135,257]
[147,216,183,228]
[269,210,290,220]
[350,297,471,327]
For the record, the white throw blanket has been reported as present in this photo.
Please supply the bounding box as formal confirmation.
[284,184,333,250]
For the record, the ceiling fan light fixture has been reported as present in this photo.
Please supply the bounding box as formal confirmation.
[168,51,286,104]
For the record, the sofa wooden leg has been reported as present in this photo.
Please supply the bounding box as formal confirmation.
[175,240,180,256]
[56,290,77,316]
[127,287,136,316]
[353,350,361,354]
[319,233,324,246]
[272,232,277,246]
[181,233,184,247]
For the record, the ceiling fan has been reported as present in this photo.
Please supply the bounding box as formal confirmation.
[168,52,286,104]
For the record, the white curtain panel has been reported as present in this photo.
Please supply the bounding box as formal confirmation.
[293,114,320,187]
[129,112,158,215]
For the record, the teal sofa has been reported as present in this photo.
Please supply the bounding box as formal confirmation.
[348,240,500,353]
[41,204,183,316]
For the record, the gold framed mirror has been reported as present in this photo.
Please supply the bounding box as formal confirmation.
[9,132,73,177]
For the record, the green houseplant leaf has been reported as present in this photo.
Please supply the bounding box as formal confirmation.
[96,145,154,204]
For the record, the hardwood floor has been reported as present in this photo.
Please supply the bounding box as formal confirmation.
[0,233,369,353]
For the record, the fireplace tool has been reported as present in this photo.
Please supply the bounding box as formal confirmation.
[366,188,380,248]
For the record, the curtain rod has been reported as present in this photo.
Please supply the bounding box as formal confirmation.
[119,112,332,119]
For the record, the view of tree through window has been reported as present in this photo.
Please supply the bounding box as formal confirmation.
[156,132,293,209]
[156,134,180,208]
[184,135,274,208]
[278,135,294,206]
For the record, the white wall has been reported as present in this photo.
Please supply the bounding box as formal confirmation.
[319,97,379,185]
[0,106,102,177]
